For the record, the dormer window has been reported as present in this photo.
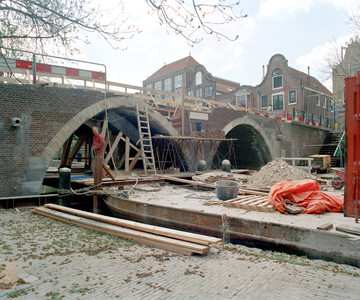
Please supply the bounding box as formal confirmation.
[196,71,202,85]
[272,69,283,89]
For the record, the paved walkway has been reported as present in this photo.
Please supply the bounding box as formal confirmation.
[1,209,359,299]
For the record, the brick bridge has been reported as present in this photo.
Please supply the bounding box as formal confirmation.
[0,84,329,197]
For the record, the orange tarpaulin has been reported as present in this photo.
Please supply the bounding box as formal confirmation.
[268,179,344,214]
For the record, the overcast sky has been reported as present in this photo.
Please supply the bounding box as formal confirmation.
[72,0,357,92]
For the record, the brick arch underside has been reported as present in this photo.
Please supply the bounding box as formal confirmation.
[42,96,178,163]
[32,96,179,194]
[218,118,273,170]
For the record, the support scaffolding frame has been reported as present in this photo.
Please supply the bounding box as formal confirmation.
[153,136,237,173]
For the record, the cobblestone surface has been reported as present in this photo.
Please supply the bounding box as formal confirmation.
[1,209,359,299]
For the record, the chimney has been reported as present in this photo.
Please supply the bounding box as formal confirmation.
[307,66,311,87]
[262,65,265,80]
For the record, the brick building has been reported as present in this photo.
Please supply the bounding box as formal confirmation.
[142,55,240,102]
[144,54,333,124]
[332,38,360,107]
[218,54,333,123]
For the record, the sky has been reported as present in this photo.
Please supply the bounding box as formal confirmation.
[71,0,358,92]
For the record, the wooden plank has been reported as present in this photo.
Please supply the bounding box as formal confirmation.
[104,131,123,165]
[224,196,273,213]
[101,119,108,137]
[33,207,210,254]
[128,150,142,171]
[33,209,194,255]
[117,152,126,169]
[60,139,69,166]
[231,196,264,205]
[102,163,116,181]
[247,198,268,206]
[335,224,360,236]
[67,135,86,166]
[224,196,257,204]
[125,136,130,172]
[317,223,333,231]
[154,175,268,196]
[44,204,221,245]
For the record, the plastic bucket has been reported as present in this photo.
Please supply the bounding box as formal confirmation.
[215,180,240,200]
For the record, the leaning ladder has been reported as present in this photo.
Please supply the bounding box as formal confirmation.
[136,104,156,175]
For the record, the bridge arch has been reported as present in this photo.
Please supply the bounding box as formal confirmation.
[220,116,274,170]
[41,96,179,163]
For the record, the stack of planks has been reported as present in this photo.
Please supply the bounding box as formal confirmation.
[32,204,221,255]
[223,195,273,212]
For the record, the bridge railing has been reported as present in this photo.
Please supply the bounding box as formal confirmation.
[0,64,252,113]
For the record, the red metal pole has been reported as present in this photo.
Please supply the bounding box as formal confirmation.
[355,72,360,222]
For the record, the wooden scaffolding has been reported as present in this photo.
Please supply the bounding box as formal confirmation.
[152,136,237,173]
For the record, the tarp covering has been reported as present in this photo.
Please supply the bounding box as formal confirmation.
[268,179,344,214]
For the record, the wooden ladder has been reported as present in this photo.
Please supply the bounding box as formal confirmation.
[136,104,156,175]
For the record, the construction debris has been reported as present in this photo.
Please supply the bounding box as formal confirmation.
[246,159,318,189]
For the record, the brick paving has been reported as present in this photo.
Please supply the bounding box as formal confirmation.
[1,210,360,299]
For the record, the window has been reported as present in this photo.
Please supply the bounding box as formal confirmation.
[196,88,202,98]
[235,89,251,108]
[146,83,152,89]
[188,90,193,97]
[273,94,284,110]
[323,96,326,108]
[196,72,202,85]
[273,76,283,89]
[154,81,161,91]
[289,90,296,104]
[174,74,182,102]
[261,95,268,107]
[236,95,249,107]
[195,122,202,132]
[316,95,320,106]
[154,81,162,99]
[205,86,212,97]
[221,99,231,108]
[164,78,171,100]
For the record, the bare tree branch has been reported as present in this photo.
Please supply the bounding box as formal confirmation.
[146,0,246,46]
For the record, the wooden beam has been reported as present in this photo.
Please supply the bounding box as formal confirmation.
[129,150,142,171]
[44,204,221,245]
[93,156,103,214]
[66,135,86,166]
[154,175,268,196]
[60,134,74,167]
[125,136,130,172]
[101,119,108,137]
[117,152,126,169]
[33,207,211,255]
[104,131,123,166]
[84,139,88,166]
[103,163,116,181]
[120,136,139,152]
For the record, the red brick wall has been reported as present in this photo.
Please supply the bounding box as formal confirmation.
[0,84,113,196]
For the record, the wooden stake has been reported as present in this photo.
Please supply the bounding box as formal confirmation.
[84,140,88,166]
[93,156,103,214]
[102,163,116,181]
[125,136,130,172]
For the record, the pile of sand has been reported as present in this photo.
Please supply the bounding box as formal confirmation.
[246,159,318,189]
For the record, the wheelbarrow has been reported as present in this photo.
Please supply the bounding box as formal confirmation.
[331,168,345,190]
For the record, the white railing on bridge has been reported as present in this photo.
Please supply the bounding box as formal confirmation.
[281,157,314,173]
